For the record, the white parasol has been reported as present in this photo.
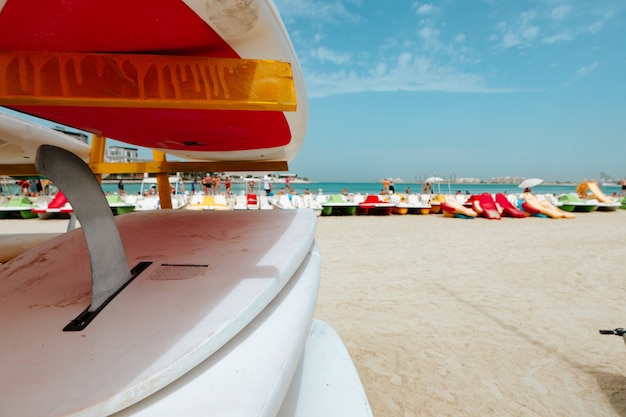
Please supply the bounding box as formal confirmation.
[424,176,444,194]
[518,178,543,189]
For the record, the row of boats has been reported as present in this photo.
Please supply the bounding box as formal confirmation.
[2,180,623,220]
[311,180,625,219]
[316,189,624,219]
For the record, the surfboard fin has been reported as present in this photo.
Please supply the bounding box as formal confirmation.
[35,145,138,331]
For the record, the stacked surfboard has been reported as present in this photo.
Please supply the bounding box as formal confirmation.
[0,210,370,416]
[0,1,372,416]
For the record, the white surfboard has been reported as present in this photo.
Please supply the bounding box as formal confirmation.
[0,233,62,263]
[115,242,321,416]
[278,320,374,417]
[0,111,91,164]
[0,209,317,417]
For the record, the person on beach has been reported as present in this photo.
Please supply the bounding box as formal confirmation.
[383,178,389,193]
[214,175,221,195]
[210,175,217,195]
[389,180,395,194]
[263,174,272,196]
[35,179,42,195]
[621,178,626,197]
[422,182,433,194]
[225,176,232,198]
[29,179,38,196]
[118,179,124,195]
[201,174,211,194]
[19,180,29,196]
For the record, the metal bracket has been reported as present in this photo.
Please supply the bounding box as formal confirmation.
[599,328,626,336]
[63,262,152,331]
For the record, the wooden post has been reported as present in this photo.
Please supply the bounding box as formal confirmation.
[89,134,106,183]
[152,150,173,209]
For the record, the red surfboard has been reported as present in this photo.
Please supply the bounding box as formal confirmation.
[0,0,308,162]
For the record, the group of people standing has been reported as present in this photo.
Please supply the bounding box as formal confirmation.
[18,178,48,197]
[248,174,276,196]
[197,174,232,197]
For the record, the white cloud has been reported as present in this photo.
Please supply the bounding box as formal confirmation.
[564,61,601,86]
[576,61,599,78]
[542,31,574,44]
[303,49,519,98]
[277,1,621,98]
[549,5,571,21]
[311,47,352,65]
[522,26,540,40]
[369,62,387,77]
[274,0,360,24]
[587,20,604,33]
[519,10,537,25]
[494,10,541,49]
[413,3,435,16]
[501,32,522,48]
[417,24,444,52]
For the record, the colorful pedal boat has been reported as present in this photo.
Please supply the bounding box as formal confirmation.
[494,193,529,218]
[31,190,73,219]
[522,193,575,219]
[106,194,135,215]
[469,193,502,220]
[356,195,394,215]
[441,195,477,218]
[388,194,431,215]
[0,196,38,219]
[557,194,598,212]
[321,194,358,216]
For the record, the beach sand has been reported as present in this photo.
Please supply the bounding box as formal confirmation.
[3,211,626,416]
[314,211,626,417]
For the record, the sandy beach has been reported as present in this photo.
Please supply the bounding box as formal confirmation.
[314,211,626,417]
[3,211,626,416]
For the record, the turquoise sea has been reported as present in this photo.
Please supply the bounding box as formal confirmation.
[100,180,623,198]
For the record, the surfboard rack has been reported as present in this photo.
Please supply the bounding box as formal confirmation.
[35,144,139,331]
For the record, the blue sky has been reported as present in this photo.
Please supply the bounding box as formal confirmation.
[277,0,626,182]
[2,1,624,184]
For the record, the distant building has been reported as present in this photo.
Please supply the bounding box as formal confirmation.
[456,177,481,184]
[105,145,139,163]
[52,126,89,144]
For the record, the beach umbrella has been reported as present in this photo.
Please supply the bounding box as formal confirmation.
[424,176,444,194]
[518,178,543,189]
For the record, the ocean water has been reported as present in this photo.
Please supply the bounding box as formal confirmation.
[101,180,623,198]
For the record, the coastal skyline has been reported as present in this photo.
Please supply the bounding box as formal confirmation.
[277,0,626,183]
